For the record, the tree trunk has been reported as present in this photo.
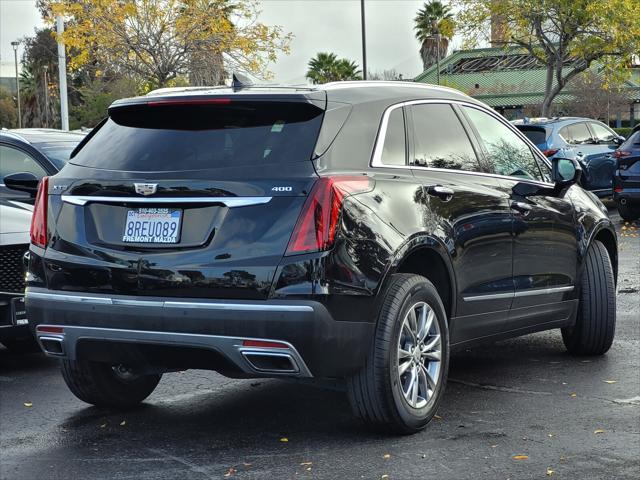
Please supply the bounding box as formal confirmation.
[420,36,449,72]
[189,49,225,86]
[540,62,555,117]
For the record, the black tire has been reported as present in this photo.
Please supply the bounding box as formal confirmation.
[562,240,616,355]
[617,203,640,222]
[347,274,449,434]
[61,359,161,409]
[0,337,40,354]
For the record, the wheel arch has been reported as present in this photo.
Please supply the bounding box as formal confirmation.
[583,221,618,285]
[379,235,457,320]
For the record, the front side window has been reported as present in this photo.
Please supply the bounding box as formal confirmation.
[589,122,617,144]
[0,145,47,179]
[561,122,593,145]
[463,106,545,182]
[380,107,406,166]
[410,103,489,173]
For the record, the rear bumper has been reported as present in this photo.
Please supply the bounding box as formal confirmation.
[613,186,640,205]
[26,288,375,379]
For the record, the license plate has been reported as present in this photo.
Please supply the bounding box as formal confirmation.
[11,297,27,326]
[122,208,182,244]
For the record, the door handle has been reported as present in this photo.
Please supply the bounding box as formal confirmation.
[510,201,532,214]
[426,185,454,201]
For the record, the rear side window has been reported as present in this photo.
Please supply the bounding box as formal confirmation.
[71,101,324,171]
[516,126,548,146]
[410,103,488,172]
[560,123,592,144]
[380,108,407,166]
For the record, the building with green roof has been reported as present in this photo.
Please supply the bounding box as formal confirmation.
[414,47,640,126]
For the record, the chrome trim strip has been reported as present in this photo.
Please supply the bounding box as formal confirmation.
[462,292,515,302]
[463,286,574,302]
[61,195,272,207]
[514,286,574,297]
[26,290,314,312]
[164,301,313,312]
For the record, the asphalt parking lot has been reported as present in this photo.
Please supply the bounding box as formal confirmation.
[1,210,638,480]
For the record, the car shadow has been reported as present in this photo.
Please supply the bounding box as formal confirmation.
[52,331,608,450]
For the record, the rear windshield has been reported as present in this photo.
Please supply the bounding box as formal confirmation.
[516,126,548,145]
[39,142,80,169]
[71,101,324,171]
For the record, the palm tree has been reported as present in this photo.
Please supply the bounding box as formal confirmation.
[414,1,454,72]
[306,52,361,84]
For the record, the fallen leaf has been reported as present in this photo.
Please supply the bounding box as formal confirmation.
[546,467,555,476]
[548,433,554,438]
[120,420,126,426]
[383,454,391,459]
[300,462,312,466]
[306,467,311,471]
[381,476,389,480]
[224,467,237,477]
[433,414,442,420]
[279,437,288,443]
[490,445,498,448]
[513,455,529,460]
[570,393,577,398]
[100,423,107,428]
[603,380,617,384]
[23,402,32,408]
[421,454,426,458]
[594,429,605,434]
[243,463,252,467]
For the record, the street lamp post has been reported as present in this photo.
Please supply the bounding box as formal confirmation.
[360,0,367,80]
[11,41,22,128]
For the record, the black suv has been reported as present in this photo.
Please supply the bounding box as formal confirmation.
[26,83,617,433]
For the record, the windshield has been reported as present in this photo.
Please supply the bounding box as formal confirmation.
[38,142,81,169]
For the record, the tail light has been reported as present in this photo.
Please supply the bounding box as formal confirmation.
[542,149,559,157]
[285,176,373,255]
[30,176,49,248]
[613,150,631,159]
[614,186,623,193]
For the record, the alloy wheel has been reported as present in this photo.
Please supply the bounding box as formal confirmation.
[397,301,442,409]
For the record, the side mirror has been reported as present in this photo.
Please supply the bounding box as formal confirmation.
[3,172,40,196]
[613,136,625,145]
[552,157,582,190]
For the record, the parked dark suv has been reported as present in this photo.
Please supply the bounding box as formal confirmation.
[613,124,640,221]
[26,82,617,433]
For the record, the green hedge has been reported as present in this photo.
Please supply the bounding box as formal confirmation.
[614,127,633,137]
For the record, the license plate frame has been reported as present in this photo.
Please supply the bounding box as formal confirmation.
[11,297,27,326]
[122,208,182,244]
